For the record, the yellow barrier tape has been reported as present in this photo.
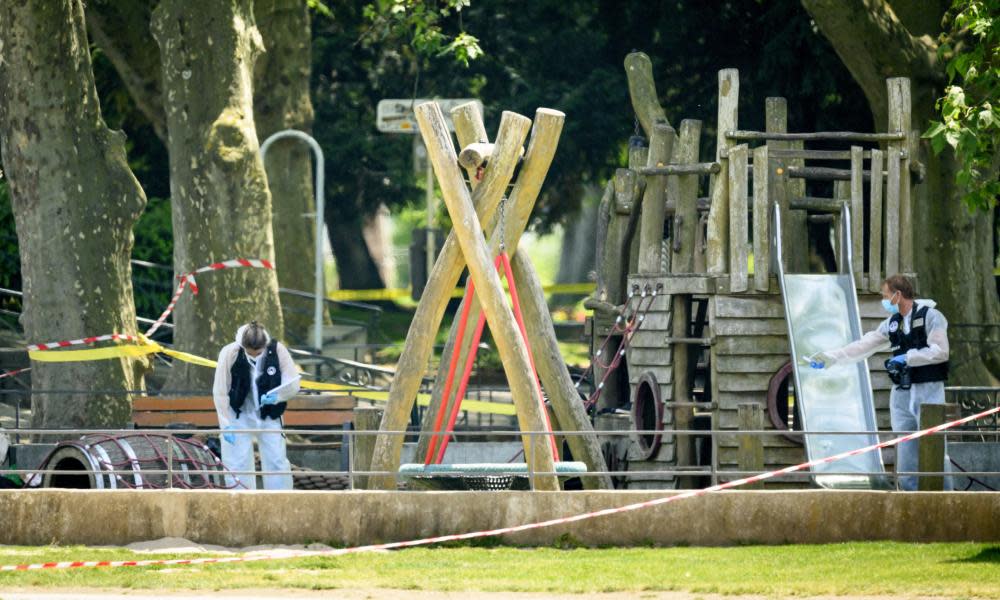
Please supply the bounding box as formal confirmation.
[327,282,596,302]
[27,338,514,415]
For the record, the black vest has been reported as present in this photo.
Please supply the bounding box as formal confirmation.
[888,304,949,384]
[228,339,283,417]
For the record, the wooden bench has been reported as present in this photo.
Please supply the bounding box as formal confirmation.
[132,394,356,429]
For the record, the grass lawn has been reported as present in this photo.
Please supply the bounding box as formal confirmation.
[1,542,998,596]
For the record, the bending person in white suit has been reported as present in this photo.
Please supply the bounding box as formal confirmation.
[212,321,300,490]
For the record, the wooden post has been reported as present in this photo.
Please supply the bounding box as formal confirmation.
[351,406,383,489]
[752,145,770,291]
[884,149,901,276]
[728,143,749,292]
[638,123,676,274]
[415,102,558,490]
[918,403,946,491]
[833,180,849,266]
[707,69,738,275]
[368,110,534,490]
[887,78,913,273]
[868,149,884,292]
[738,402,764,489]
[765,98,795,273]
[672,119,701,274]
[850,146,864,288]
[511,252,614,489]
[624,52,669,137]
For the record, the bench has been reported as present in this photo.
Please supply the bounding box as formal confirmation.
[132,394,356,429]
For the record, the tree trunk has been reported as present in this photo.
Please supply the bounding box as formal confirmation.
[254,0,323,345]
[0,0,148,428]
[327,216,387,290]
[803,0,1000,384]
[152,0,283,390]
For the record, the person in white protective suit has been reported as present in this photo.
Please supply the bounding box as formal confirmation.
[809,274,951,491]
[212,321,300,490]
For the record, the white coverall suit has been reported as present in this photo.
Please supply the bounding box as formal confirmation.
[212,324,301,490]
[817,300,951,491]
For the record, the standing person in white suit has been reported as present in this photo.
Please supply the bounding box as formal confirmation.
[809,274,951,491]
[213,321,300,490]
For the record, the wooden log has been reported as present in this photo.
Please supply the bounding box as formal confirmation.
[752,145,770,291]
[917,402,946,491]
[415,102,558,490]
[624,51,669,137]
[868,149,884,292]
[884,149,901,276]
[638,123,676,274]
[765,97,800,272]
[368,109,532,490]
[672,119,702,273]
[850,146,864,288]
[351,407,383,489]
[457,142,493,170]
[738,403,765,488]
[707,69,739,275]
[639,162,719,176]
[727,144,749,292]
[832,180,849,266]
[789,197,844,212]
[592,181,616,304]
[511,251,613,489]
[887,78,913,273]
[726,130,905,142]
[786,165,887,182]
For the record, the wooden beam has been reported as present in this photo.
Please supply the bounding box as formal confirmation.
[369,107,531,490]
[885,149,901,276]
[351,406,383,490]
[752,145,770,292]
[638,123,676,274]
[888,78,913,273]
[869,149,885,292]
[850,146,864,288]
[624,51,669,137]
[415,102,559,490]
[737,402,764,489]
[672,119,701,273]
[728,144,749,292]
[707,69,739,275]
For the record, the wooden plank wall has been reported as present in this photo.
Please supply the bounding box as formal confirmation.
[624,275,677,486]
[709,292,894,486]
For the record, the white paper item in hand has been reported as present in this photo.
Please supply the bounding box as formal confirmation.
[262,376,301,404]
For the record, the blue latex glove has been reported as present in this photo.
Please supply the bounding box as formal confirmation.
[888,354,907,367]
[260,391,278,406]
[222,425,237,445]
[809,359,825,369]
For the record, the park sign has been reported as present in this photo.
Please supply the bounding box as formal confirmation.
[376,98,482,134]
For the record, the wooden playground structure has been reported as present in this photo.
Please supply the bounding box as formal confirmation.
[362,51,921,491]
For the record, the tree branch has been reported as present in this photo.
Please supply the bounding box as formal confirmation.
[801,0,942,125]
[85,1,166,141]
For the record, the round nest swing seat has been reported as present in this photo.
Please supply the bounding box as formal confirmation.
[398,461,588,491]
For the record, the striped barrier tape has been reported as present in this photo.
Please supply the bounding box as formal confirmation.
[3,403,997,573]
[24,259,274,350]
[0,367,30,380]
[327,282,596,302]
[145,258,274,336]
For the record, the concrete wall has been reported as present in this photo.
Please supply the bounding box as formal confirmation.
[2,490,998,547]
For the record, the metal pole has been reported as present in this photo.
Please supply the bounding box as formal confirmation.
[260,130,326,353]
[425,141,436,284]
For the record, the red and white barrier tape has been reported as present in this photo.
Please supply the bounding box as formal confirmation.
[0,367,30,380]
[25,258,274,349]
[144,258,273,336]
[3,404,997,573]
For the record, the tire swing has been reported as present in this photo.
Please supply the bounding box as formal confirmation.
[399,202,586,490]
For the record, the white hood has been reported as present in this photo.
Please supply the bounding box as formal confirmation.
[914,299,937,309]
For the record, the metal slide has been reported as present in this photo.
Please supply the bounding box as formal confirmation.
[773,202,889,489]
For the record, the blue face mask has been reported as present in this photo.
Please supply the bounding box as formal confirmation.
[882,295,899,315]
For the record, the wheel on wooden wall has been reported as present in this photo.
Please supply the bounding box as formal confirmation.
[631,371,663,460]
[766,360,804,444]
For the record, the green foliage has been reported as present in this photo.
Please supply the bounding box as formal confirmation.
[130,197,174,322]
[0,175,21,330]
[923,0,1000,211]
[361,0,481,65]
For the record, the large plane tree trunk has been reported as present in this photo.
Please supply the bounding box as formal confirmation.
[153,0,283,390]
[803,0,1000,384]
[255,0,323,345]
[0,0,148,428]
